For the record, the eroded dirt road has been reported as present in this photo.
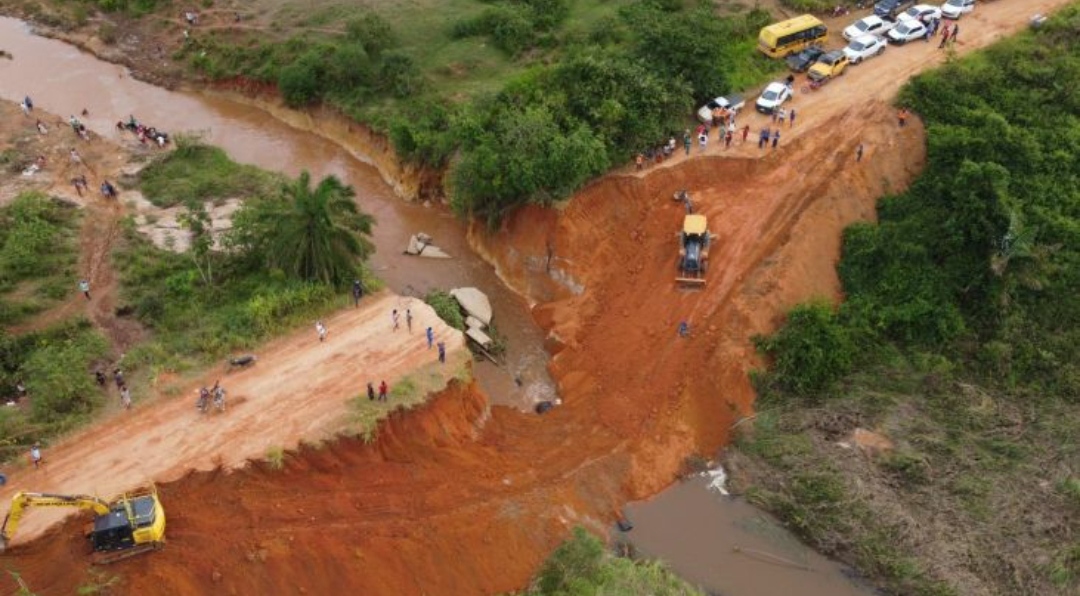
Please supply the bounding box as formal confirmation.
[1,293,466,545]
[2,1,1074,594]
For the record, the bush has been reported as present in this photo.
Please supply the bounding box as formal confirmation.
[424,291,465,330]
[756,302,855,398]
[138,138,276,207]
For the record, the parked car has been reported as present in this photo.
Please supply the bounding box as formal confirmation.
[843,35,887,64]
[695,95,746,124]
[875,0,916,18]
[898,4,943,23]
[887,20,928,44]
[940,0,975,19]
[842,15,898,41]
[755,82,792,114]
[785,45,827,72]
[807,50,849,82]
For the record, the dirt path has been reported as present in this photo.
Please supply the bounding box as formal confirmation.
[1,1,1073,594]
[1,292,467,545]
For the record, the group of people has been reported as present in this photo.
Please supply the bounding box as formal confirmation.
[116,115,170,147]
[95,367,132,410]
[196,380,227,413]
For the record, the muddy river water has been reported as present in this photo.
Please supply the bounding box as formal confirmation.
[2,17,877,594]
[0,15,554,410]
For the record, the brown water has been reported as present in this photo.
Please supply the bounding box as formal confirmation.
[0,16,553,410]
[621,475,880,596]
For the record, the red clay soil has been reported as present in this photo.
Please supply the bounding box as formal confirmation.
[2,1,1070,594]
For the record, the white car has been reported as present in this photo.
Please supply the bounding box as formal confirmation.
[842,15,898,41]
[843,35,887,64]
[755,82,792,115]
[898,4,943,23]
[940,0,975,19]
[887,20,928,44]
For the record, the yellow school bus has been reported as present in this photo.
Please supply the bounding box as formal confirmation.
[758,15,828,59]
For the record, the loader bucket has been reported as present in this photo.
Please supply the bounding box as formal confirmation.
[675,276,707,286]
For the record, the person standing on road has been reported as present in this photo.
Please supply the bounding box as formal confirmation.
[950,24,959,45]
[315,320,328,342]
[683,130,691,156]
[678,321,690,338]
[758,127,770,150]
[79,278,91,300]
[352,279,363,308]
[29,443,43,469]
[857,142,865,163]
[437,342,446,364]
[378,380,388,402]
[406,309,413,333]
[789,108,796,127]
[120,386,132,409]
[939,24,950,49]
[772,129,781,149]
[742,125,750,143]
[392,309,400,331]
[724,128,733,149]
[898,107,909,128]
[426,326,434,349]
[367,381,376,401]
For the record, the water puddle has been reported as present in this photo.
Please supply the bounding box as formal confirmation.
[620,475,879,596]
[0,16,554,410]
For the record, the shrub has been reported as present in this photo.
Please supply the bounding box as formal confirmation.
[756,302,855,398]
[424,291,465,330]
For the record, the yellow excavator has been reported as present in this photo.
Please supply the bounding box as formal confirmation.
[0,485,166,564]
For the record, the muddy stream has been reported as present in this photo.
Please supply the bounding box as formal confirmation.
[0,15,553,411]
[0,16,882,594]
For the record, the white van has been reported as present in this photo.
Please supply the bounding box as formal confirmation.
[941,0,975,19]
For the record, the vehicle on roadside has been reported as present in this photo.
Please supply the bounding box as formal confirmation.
[887,20,928,44]
[842,15,898,41]
[755,82,792,114]
[898,4,943,23]
[758,14,828,59]
[875,0,917,19]
[695,95,746,124]
[940,0,975,19]
[785,45,827,72]
[807,50,849,82]
[843,35,888,64]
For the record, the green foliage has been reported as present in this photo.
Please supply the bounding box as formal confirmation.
[227,171,375,286]
[756,302,855,398]
[424,290,465,330]
[527,527,701,595]
[779,0,834,12]
[452,0,570,57]
[264,446,286,470]
[138,137,276,207]
[0,192,80,324]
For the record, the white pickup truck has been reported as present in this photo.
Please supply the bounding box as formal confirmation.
[696,95,746,124]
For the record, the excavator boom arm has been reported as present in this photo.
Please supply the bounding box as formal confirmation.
[1,492,111,550]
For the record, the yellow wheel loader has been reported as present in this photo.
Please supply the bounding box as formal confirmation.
[677,214,715,286]
[0,485,165,564]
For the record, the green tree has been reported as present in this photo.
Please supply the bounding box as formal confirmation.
[230,171,375,285]
[178,198,215,285]
[756,302,855,398]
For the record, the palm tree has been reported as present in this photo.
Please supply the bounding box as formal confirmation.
[237,171,375,285]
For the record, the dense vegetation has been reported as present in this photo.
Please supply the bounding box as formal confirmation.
[174,0,775,225]
[521,527,701,595]
[0,193,79,325]
[744,9,1080,595]
[118,144,376,371]
[138,138,276,208]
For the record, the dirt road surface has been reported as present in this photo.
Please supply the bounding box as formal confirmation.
[2,1,1074,594]
[1,292,466,545]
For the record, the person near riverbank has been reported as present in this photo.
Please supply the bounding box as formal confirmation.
[72,174,88,197]
[857,142,865,163]
[789,109,796,127]
[29,443,43,469]
[392,309,400,331]
[36,120,47,135]
[406,309,413,333]
[437,342,446,364]
[120,386,132,409]
[79,278,91,300]
[378,380,388,402]
[367,382,375,401]
[426,326,434,349]
[315,320,327,342]
[898,107,909,128]
[101,180,116,198]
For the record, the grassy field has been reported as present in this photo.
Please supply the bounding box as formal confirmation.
[0,192,80,325]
